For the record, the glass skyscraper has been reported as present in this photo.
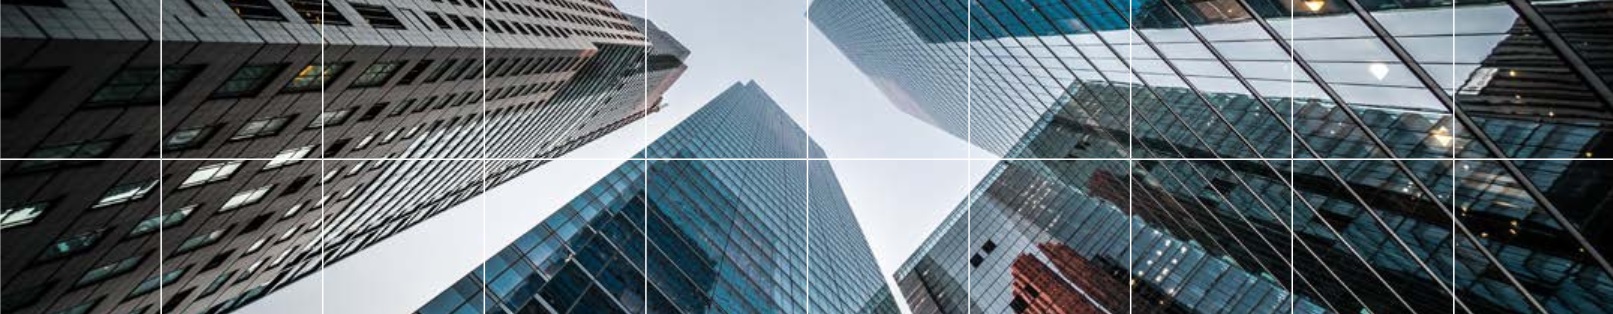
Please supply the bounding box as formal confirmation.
[813,0,1612,313]
[0,0,683,313]
[417,81,900,314]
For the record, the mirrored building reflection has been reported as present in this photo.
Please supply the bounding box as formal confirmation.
[813,0,1612,313]
[1,1,684,313]
[417,82,901,314]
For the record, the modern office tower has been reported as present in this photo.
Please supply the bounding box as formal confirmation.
[814,0,1613,313]
[417,81,901,314]
[1,0,684,313]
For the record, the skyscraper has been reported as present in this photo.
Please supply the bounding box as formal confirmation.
[417,81,901,314]
[1,1,685,313]
[813,0,1612,313]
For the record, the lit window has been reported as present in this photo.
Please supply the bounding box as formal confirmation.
[40,229,105,260]
[283,201,307,218]
[212,64,285,98]
[283,62,350,92]
[180,161,243,188]
[305,108,353,129]
[128,267,187,298]
[221,185,274,212]
[164,126,216,151]
[94,180,157,208]
[76,253,145,286]
[231,116,292,140]
[246,238,268,253]
[350,61,405,87]
[264,146,315,170]
[128,205,196,237]
[85,66,200,106]
[1,201,50,229]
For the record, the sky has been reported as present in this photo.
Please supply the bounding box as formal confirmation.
[243,1,994,312]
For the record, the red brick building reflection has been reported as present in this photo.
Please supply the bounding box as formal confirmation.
[1010,243,1161,313]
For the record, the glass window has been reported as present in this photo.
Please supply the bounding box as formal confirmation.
[350,61,405,87]
[164,126,216,151]
[286,0,350,25]
[75,254,145,286]
[224,0,286,21]
[128,205,196,237]
[85,65,200,106]
[221,185,274,211]
[174,229,226,254]
[264,146,315,170]
[1,201,50,229]
[212,64,285,98]
[128,267,187,297]
[93,180,157,208]
[283,62,350,92]
[179,161,244,188]
[231,116,292,140]
[424,59,459,82]
[49,297,100,314]
[15,137,125,172]
[305,108,353,129]
[395,60,434,85]
[351,3,406,29]
[40,229,105,260]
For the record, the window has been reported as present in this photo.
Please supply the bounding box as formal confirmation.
[221,185,273,212]
[282,62,350,92]
[94,180,157,208]
[2,68,63,118]
[164,126,216,151]
[286,0,350,25]
[231,116,292,140]
[15,137,125,172]
[358,102,388,121]
[128,205,196,237]
[424,12,453,30]
[174,229,227,254]
[223,0,286,21]
[128,267,187,298]
[76,254,145,286]
[349,61,404,87]
[85,66,200,106]
[263,146,314,170]
[40,229,105,260]
[394,60,433,85]
[179,161,243,188]
[423,59,458,82]
[51,297,100,314]
[1,201,50,229]
[212,64,285,98]
[351,3,406,29]
[305,108,353,129]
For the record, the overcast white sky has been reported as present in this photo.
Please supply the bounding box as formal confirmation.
[243,1,994,313]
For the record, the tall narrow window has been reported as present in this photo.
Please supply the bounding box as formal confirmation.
[423,59,458,83]
[129,205,196,237]
[174,229,227,254]
[351,3,406,29]
[212,64,285,98]
[179,161,244,189]
[128,267,187,298]
[85,65,201,107]
[349,61,405,87]
[286,0,350,25]
[93,180,157,208]
[75,254,145,286]
[283,62,350,92]
[223,0,286,21]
